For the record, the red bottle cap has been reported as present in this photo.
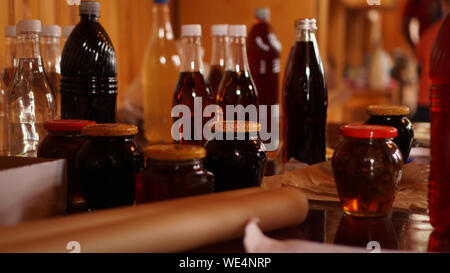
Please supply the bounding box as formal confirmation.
[339,124,398,139]
[44,120,96,132]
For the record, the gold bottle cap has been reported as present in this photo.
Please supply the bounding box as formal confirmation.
[367,105,410,116]
[211,120,261,133]
[82,124,139,137]
[144,144,206,161]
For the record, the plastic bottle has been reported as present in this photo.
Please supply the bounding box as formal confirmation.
[7,20,57,157]
[173,25,214,146]
[142,0,181,144]
[429,14,450,231]
[61,1,118,123]
[217,25,258,122]
[283,19,328,165]
[0,79,6,155]
[2,25,17,90]
[207,24,227,98]
[41,25,62,118]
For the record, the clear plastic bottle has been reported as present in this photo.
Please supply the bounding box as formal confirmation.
[206,24,227,98]
[217,25,258,122]
[429,13,450,231]
[173,25,214,146]
[142,0,181,144]
[41,25,62,118]
[2,25,18,90]
[7,20,57,157]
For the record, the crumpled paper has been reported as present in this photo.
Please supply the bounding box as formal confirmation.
[243,218,401,253]
[262,160,429,212]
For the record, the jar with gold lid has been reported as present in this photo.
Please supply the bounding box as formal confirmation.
[365,105,414,162]
[76,124,143,210]
[205,121,267,192]
[136,144,214,204]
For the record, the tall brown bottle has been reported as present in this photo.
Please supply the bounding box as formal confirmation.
[173,25,214,146]
[218,25,258,122]
[283,19,328,165]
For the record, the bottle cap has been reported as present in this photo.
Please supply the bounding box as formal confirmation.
[339,124,398,139]
[228,25,247,37]
[255,8,270,21]
[79,1,101,16]
[211,120,261,133]
[211,24,228,36]
[62,26,75,38]
[42,25,62,38]
[16,20,42,34]
[181,24,202,37]
[5,25,16,37]
[144,144,206,161]
[44,120,96,132]
[295,18,317,30]
[82,124,139,137]
[367,105,411,116]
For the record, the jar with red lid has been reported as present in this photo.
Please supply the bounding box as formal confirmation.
[38,119,96,213]
[332,125,404,217]
[136,144,214,203]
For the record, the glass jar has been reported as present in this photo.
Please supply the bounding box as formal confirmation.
[332,125,404,217]
[38,119,96,213]
[365,105,414,163]
[136,144,214,203]
[76,124,143,210]
[205,121,267,192]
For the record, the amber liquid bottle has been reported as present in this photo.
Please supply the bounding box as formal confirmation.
[2,25,17,90]
[218,25,258,122]
[60,1,117,123]
[283,19,328,165]
[206,25,227,98]
[173,25,214,146]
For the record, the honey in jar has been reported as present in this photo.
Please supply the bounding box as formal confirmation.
[332,125,403,217]
[204,121,267,192]
[136,144,214,203]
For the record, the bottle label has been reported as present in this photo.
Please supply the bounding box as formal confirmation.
[259,60,267,75]
[273,58,281,74]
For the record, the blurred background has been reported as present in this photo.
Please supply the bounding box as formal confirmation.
[0,0,444,125]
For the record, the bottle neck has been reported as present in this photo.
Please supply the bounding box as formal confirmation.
[40,37,61,73]
[5,37,17,69]
[180,36,204,73]
[80,14,99,22]
[151,3,174,41]
[295,28,317,43]
[226,36,250,72]
[17,33,42,60]
[210,35,227,67]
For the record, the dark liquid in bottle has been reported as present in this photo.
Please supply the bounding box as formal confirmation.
[61,15,118,123]
[283,41,328,164]
[173,71,214,146]
[248,21,280,133]
[2,67,15,89]
[206,64,224,99]
[218,70,258,121]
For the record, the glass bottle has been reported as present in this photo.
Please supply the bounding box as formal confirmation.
[2,25,18,90]
[173,24,214,146]
[61,1,118,123]
[206,24,227,97]
[217,25,258,122]
[142,0,181,144]
[41,25,62,118]
[7,20,57,157]
[429,13,450,231]
[283,19,328,165]
[0,79,6,155]
[248,8,282,175]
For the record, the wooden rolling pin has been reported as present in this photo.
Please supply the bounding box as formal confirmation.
[0,186,308,253]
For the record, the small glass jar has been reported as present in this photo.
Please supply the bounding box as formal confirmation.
[136,144,214,203]
[37,119,96,213]
[205,121,267,192]
[332,125,404,217]
[76,124,143,210]
[365,105,414,163]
